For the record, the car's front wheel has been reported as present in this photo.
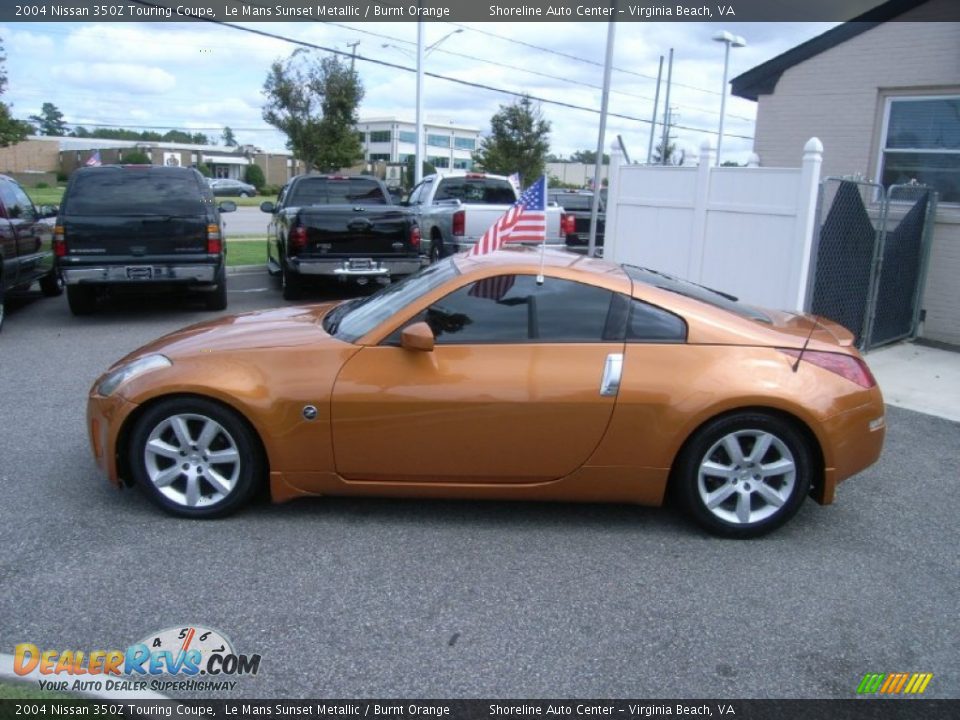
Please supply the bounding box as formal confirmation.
[674,412,812,538]
[128,397,264,518]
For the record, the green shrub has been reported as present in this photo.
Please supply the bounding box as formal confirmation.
[244,164,266,190]
[122,151,152,165]
[196,163,213,178]
[34,181,50,189]
[56,172,68,183]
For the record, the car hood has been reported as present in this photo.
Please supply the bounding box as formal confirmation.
[116,302,343,366]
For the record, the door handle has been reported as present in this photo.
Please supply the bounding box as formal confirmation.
[600,353,623,397]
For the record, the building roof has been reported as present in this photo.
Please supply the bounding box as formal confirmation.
[730,0,935,101]
[34,135,292,157]
[357,117,480,133]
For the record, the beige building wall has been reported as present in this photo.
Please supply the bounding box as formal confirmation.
[0,139,60,175]
[749,6,960,345]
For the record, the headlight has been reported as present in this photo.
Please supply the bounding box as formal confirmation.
[97,354,172,397]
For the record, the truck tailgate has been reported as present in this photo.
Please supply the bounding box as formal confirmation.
[297,206,415,256]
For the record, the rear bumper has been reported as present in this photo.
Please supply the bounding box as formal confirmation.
[61,264,219,285]
[817,392,886,504]
[293,257,426,277]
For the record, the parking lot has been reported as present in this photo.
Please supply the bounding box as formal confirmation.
[1,271,957,699]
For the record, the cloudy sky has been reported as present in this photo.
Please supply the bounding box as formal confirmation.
[2,19,840,164]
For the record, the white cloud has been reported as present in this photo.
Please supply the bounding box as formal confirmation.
[49,63,176,94]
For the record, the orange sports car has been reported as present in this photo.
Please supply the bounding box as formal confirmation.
[86,248,885,537]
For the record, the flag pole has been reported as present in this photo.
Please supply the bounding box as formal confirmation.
[537,174,547,285]
[588,18,616,258]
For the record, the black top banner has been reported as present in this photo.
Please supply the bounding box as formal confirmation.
[0,700,959,720]
[3,0,960,23]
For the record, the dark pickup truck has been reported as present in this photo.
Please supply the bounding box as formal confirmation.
[261,174,423,300]
[549,189,606,256]
[55,165,236,315]
[0,174,62,332]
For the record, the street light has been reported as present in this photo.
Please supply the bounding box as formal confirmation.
[712,30,746,166]
[380,29,463,59]
[382,28,463,185]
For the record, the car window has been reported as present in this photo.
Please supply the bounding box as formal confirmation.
[433,177,516,204]
[388,275,623,345]
[607,293,687,342]
[63,168,205,216]
[287,178,386,206]
[0,179,36,221]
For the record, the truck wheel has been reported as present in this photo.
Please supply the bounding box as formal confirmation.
[0,284,5,333]
[67,285,97,316]
[281,263,302,301]
[39,271,64,297]
[430,234,445,263]
[205,272,228,311]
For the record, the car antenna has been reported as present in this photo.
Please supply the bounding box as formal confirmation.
[792,315,819,373]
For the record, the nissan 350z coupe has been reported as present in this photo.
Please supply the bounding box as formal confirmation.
[86,248,885,537]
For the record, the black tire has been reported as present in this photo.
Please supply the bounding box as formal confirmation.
[127,396,264,519]
[0,284,5,333]
[205,270,228,311]
[66,285,97,316]
[39,270,64,297]
[240,192,250,198]
[281,261,302,301]
[430,234,444,263]
[673,412,812,538]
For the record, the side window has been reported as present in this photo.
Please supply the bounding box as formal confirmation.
[622,295,687,342]
[0,180,36,221]
[387,275,623,345]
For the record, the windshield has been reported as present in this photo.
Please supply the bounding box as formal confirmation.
[65,168,205,216]
[287,177,386,206]
[623,265,771,323]
[325,259,460,342]
[433,177,516,204]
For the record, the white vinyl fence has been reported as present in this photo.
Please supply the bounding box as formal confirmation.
[605,139,823,312]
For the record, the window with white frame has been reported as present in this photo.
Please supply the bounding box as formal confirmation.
[878,95,960,204]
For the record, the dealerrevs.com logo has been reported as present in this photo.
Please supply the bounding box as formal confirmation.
[857,672,934,695]
[14,625,261,693]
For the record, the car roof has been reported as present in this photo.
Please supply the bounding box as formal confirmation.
[453,246,631,293]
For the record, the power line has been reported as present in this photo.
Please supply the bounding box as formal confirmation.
[129,2,752,141]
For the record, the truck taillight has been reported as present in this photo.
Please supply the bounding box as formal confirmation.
[561,213,576,236]
[206,224,222,254]
[54,225,66,257]
[410,224,421,248]
[452,210,465,237]
[289,225,307,253]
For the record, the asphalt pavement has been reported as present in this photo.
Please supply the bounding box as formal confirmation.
[0,272,957,699]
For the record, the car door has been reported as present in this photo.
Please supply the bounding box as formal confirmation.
[0,178,45,286]
[330,273,626,484]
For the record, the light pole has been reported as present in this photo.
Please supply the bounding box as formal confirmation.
[712,30,746,166]
[384,28,463,185]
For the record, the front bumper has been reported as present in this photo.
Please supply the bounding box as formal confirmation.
[87,392,140,487]
[62,264,218,285]
[293,257,426,277]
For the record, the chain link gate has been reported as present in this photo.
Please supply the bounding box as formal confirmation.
[806,177,937,351]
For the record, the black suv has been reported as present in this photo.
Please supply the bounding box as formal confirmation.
[55,165,236,315]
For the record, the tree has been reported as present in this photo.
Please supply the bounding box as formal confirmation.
[244,163,265,190]
[404,156,436,188]
[122,150,152,164]
[262,50,364,172]
[0,38,31,147]
[222,126,238,147]
[569,149,609,165]
[29,102,67,136]
[472,96,551,185]
[652,139,685,166]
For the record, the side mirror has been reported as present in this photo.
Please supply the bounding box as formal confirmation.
[400,321,435,352]
[218,200,237,213]
[260,201,275,214]
[38,204,59,219]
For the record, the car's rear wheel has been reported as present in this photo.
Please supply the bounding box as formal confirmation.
[674,412,812,538]
[281,261,301,301]
[39,271,64,297]
[205,270,228,311]
[430,233,444,263]
[128,397,263,518]
[66,285,97,315]
[0,284,6,333]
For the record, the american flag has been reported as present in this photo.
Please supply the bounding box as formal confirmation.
[470,175,547,256]
[84,150,102,167]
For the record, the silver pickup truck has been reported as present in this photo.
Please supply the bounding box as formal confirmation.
[407,171,572,261]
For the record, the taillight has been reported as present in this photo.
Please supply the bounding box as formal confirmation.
[206,224,222,254]
[780,349,877,388]
[289,225,307,253]
[561,213,576,236]
[54,225,66,257]
[410,224,421,249]
[452,210,465,237]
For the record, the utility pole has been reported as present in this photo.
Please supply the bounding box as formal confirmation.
[346,41,360,71]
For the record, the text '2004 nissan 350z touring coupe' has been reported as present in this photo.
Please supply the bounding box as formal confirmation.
[86,248,885,537]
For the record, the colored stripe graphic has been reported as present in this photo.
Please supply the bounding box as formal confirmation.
[857,672,933,694]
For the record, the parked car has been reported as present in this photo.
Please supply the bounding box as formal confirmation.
[55,165,236,315]
[549,189,605,255]
[261,174,423,300]
[0,174,63,332]
[409,171,573,262]
[208,178,257,197]
[86,247,885,537]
